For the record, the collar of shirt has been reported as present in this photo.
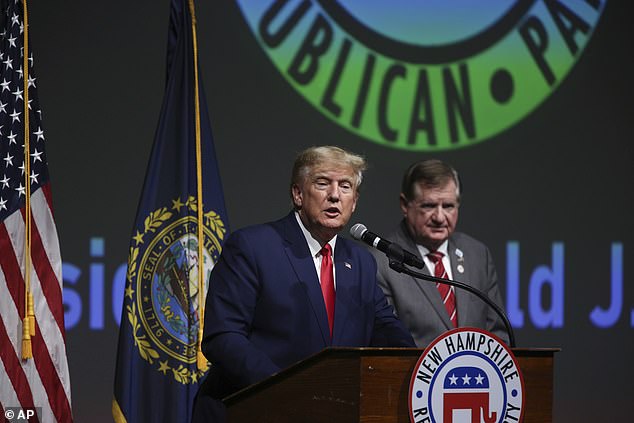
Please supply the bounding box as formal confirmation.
[416,239,453,280]
[294,211,337,286]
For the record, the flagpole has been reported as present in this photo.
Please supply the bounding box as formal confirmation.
[21,0,34,360]
[187,0,207,371]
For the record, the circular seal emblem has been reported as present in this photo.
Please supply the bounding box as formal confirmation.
[125,197,226,384]
[236,1,606,151]
[409,328,524,423]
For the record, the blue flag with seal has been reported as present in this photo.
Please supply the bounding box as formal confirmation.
[112,0,229,421]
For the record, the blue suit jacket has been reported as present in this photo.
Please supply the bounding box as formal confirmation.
[201,212,415,398]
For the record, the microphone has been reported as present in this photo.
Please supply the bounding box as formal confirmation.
[350,223,425,269]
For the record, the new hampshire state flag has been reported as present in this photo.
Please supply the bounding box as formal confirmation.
[113,0,229,421]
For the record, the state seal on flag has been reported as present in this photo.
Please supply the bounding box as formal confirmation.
[409,328,524,423]
[124,196,226,384]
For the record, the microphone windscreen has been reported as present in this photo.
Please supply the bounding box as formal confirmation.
[349,223,367,240]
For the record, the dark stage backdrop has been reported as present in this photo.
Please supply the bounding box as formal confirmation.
[27,1,632,422]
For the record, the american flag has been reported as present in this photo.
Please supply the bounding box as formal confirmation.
[0,1,72,422]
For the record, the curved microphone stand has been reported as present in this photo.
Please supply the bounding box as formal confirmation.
[386,243,516,348]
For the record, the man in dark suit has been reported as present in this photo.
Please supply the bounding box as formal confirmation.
[371,159,508,348]
[192,146,415,421]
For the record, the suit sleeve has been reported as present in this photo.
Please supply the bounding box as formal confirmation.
[375,256,395,305]
[201,231,280,390]
[370,247,403,319]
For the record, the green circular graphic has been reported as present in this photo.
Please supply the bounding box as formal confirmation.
[236,0,606,151]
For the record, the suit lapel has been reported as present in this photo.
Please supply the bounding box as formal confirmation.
[282,213,331,344]
[397,222,453,330]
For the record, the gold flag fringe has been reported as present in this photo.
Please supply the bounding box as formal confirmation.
[21,318,32,359]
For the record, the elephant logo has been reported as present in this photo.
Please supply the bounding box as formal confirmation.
[442,366,496,423]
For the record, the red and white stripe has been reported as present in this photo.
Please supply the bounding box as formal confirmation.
[428,251,458,328]
[435,267,458,327]
[0,186,73,422]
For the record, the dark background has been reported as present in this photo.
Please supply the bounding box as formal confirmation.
[26,1,633,421]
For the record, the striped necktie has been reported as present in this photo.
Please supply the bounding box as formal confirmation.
[427,251,458,327]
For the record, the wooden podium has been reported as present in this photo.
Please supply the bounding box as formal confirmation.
[224,347,558,423]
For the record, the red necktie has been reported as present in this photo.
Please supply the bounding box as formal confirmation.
[427,251,458,327]
[320,244,335,337]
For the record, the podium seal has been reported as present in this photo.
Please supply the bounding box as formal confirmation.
[409,328,524,423]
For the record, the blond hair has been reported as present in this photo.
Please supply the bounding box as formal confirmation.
[290,145,366,203]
